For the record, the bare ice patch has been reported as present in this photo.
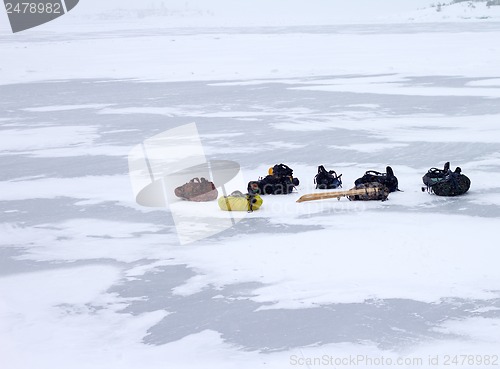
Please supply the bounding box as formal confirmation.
[330,143,408,153]
[23,104,112,112]
[0,126,98,152]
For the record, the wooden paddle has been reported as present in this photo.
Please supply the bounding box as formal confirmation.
[296,187,385,203]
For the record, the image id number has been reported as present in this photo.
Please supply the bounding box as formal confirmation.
[443,355,499,366]
[5,2,62,14]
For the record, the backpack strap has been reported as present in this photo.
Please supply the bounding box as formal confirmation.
[428,167,444,174]
[330,171,342,179]
[279,163,291,171]
[246,193,257,212]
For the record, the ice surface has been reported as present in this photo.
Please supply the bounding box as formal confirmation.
[1,13,500,369]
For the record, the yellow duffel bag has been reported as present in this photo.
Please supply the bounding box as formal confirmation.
[218,191,263,212]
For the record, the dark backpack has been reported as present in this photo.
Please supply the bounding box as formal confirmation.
[354,166,399,192]
[422,162,470,196]
[314,165,342,190]
[247,163,299,195]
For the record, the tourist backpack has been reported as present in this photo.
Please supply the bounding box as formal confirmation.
[247,163,300,195]
[422,162,470,196]
[314,165,342,190]
[174,177,218,202]
[218,191,263,212]
[354,166,399,192]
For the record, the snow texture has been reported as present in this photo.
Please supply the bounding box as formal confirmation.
[1,1,500,368]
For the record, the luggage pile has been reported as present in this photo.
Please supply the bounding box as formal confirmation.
[172,161,471,212]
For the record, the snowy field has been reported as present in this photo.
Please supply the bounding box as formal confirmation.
[2,2,500,368]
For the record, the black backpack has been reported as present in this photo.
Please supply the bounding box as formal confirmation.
[248,163,300,195]
[314,165,342,190]
[354,166,399,192]
[422,162,470,196]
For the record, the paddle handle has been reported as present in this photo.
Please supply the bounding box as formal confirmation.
[296,187,381,203]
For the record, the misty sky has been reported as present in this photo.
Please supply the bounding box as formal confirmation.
[0,0,435,31]
[74,0,433,17]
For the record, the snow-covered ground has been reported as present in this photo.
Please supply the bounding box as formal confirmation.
[403,1,500,22]
[1,1,500,368]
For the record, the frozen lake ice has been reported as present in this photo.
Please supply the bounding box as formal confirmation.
[1,22,500,368]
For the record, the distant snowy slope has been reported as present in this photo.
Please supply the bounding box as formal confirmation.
[4,0,500,32]
[399,0,500,22]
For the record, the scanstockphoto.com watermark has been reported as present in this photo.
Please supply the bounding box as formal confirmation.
[290,354,499,367]
[3,0,79,33]
[263,197,367,216]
